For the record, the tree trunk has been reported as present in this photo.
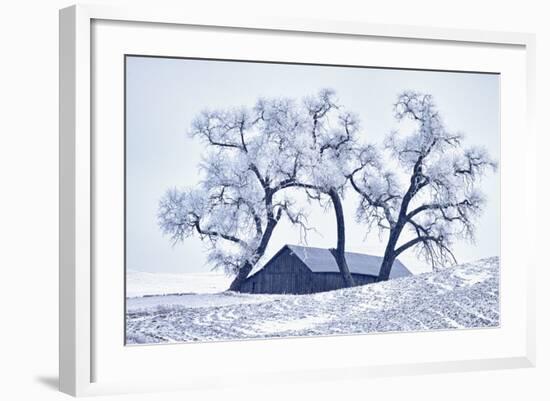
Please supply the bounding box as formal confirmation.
[228,261,254,291]
[378,227,401,281]
[379,184,414,281]
[328,189,355,287]
[378,253,396,282]
[228,224,275,291]
[228,201,279,291]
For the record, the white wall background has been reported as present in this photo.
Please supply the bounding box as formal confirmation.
[0,0,547,400]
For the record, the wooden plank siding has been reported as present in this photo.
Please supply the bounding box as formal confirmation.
[240,247,377,294]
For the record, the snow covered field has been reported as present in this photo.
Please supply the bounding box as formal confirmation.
[126,257,499,344]
[126,270,231,297]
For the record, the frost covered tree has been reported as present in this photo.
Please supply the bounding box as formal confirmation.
[158,89,360,290]
[287,89,362,286]
[349,91,497,281]
[158,104,308,291]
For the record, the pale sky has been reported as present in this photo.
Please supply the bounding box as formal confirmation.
[126,56,500,275]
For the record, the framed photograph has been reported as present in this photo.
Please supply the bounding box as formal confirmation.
[59,4,536,396]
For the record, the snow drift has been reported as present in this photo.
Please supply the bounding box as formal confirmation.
[126,257,499,344]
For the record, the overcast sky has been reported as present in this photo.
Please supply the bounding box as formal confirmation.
[126,56,500,275]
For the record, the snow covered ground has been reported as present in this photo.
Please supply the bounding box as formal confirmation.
[126,257,499,344]
[126,270,231,297]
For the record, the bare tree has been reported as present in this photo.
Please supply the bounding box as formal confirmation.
[349,91,497,280]
[158,90,359,290]
[158,103,310,291]
[287,89,361,286]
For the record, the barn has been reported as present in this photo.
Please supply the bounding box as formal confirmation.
[239,244,412,294]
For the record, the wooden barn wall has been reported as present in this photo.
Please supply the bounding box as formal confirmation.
[240,250,313,294]
[308,273,376,293]
[240,249,378,294]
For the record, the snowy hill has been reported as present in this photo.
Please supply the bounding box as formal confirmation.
[126,257,499,344]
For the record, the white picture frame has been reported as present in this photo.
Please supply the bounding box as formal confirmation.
[59,4,536,397]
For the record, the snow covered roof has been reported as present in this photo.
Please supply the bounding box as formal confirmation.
[286,245,411,278]
[248,244,411,279]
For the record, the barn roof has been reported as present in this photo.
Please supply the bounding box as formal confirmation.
[248,244,412,279]
[287,245,411,279]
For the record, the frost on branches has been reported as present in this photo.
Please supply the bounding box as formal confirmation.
[158,89,362,291]
[348,91,497,280]
[158,89,497,289]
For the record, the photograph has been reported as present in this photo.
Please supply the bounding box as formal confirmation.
[124,56,500,345]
